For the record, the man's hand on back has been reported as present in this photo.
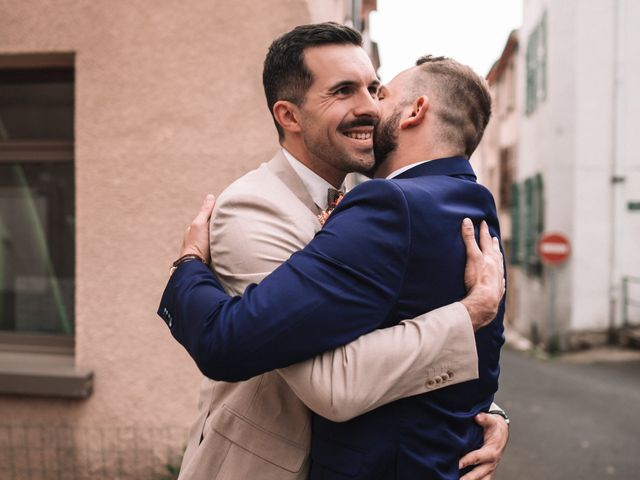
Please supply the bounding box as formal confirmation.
[460,218,505,331]
[456,218,509,478]
[459,413,509,480]
[178,194,216,264]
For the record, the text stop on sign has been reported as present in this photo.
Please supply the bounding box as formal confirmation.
[538,232,571,266]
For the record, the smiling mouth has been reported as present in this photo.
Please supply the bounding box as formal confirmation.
[343,131,372,140]
[341,124,374,143]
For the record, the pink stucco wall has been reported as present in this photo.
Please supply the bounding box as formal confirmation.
[0,0,314,433]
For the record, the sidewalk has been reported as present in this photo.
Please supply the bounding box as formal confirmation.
[503,324,640,362]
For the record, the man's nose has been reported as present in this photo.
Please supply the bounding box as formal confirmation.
[353,89,380,119]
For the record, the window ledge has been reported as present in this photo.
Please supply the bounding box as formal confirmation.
[0,351,93,398]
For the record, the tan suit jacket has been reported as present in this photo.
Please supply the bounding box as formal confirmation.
[177,151,479,480]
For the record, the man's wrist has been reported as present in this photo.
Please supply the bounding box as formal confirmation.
[488,409,510,426]
[170,253,206,275]
[460,298,480,330]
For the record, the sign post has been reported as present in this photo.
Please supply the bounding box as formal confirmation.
[538,233,571,352]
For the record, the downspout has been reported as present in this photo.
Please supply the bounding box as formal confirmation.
[608,0,625,340]
[352,0,362,31]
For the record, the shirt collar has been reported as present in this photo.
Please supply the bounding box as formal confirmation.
[387,156,476,181]
[282,148,343,210]
[386,160,430,179]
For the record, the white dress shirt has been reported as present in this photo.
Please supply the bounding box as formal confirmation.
[386,160,430,180]
[282,148,344,211]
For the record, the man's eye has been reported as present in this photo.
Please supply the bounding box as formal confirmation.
[335,87,353,95]
[369,87,379,99]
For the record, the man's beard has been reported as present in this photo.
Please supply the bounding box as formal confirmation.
[373,109,401,172]
[303,115,378,175]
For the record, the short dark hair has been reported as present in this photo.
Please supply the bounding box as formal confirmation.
[263,22,362,139]
[413,55,492,157]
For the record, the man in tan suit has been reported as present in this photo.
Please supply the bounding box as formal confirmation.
[175,23,508,480]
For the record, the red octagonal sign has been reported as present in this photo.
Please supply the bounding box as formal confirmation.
[538,232,571,266]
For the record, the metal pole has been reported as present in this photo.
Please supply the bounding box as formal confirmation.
[609,0,626,338]
[622,276,629,328]
[548,267,559,353]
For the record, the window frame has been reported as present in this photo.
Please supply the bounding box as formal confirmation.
[0,53,90,398]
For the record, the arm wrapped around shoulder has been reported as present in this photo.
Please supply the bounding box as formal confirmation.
[159,180,412,382]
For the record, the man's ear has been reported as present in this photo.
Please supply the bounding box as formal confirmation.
[273,100,302,134]
[400,95,429,130]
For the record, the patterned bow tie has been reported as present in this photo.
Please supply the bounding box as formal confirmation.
[327,187,346,209]
[319,188,346,226]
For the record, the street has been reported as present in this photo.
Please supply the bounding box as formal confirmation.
[495,348,640,479]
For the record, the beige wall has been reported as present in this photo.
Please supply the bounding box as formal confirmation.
[0,0,313,432]
[308,0,350,23]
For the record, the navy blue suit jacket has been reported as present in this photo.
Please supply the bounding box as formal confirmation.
[159,157,505,479]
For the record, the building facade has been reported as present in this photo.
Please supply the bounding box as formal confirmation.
[473,30,521,327]
[478,0,640,349]
[0,1,377,477]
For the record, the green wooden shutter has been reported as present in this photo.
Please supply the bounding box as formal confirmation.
[524,177,534,272]
[510,183,521,265]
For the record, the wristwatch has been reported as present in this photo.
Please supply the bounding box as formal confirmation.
[488,409,510,425]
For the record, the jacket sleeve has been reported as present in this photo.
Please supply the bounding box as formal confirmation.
[158,179,412,381]
[277,302,478,422]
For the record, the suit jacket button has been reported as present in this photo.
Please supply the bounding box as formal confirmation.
[426,379,436,388]
[441,373,450,381]
[447,370,454,378]
[434,375,443,384]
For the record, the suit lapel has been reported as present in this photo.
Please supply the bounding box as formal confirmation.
[267,150,322,215]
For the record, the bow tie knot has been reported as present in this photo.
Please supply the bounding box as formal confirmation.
[327,188,345,209]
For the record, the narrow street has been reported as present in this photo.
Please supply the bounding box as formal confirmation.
[495,348,640,479]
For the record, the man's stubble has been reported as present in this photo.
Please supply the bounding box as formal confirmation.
[372,108,402,173]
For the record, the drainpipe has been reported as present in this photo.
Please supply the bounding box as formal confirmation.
[608,0,625,341]
[352,0,362,31]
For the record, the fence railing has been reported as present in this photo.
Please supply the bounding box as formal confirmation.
[623,276,640,328]
[0,424,187,480]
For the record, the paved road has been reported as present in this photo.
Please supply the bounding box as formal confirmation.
[495,349,640,480]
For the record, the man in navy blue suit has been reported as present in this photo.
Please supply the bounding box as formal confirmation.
[159,51,505,479]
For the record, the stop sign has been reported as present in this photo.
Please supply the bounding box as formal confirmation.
[538,232,571,266]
